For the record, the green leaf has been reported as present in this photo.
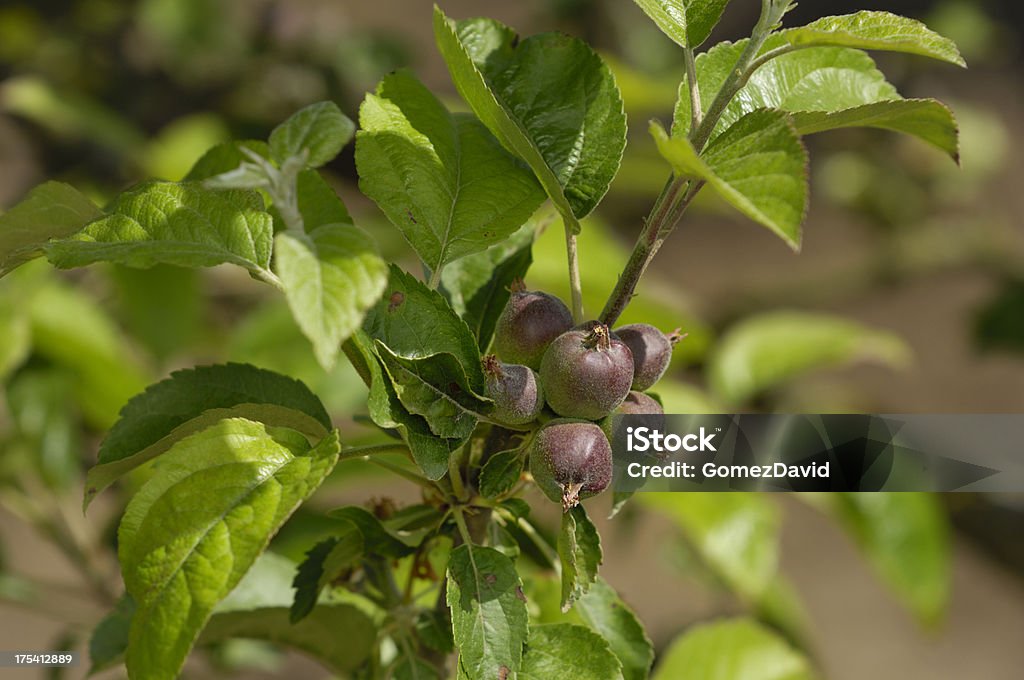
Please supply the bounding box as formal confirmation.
[441,223,535,351]
[328,506,418,558]
[118,419,340,680]
[356,70,543,275]
[275,223,388,370]
[96,363,331,458]
[84,363,332,509]
[290,169,352,230]
[271,169,385,370]
[631,0,730,48]
[269,101,355,168]
[0,303,30,381]
[577,578,654,680]
[27,282,150,429]
[708,311,911,405]
[815,493,950,626]
[375,343,491,440]
[416,609,455,655]
[46,182,275,278]
[201,551,376,675]
[778,11,965,67]
[641,493,779,601]
[790,99,960,162]
[362,266,490,440]
[363,266,489,442]
[520,623,622,680]
[0,181,102,277]
[112,424,323,671]
[653,618,816,680]
[290,527,363,623]
[394,657,442,680]
[558,505,602,612]
[652,113,808,249]
[365,266,483,387]
[290,538,338,624]
[674,39,960,160]
[676,40,887,137]
[343,330,463,480]
[87,554,376,676]
[447,544,528,680]
[184,140,270,181]
[89,595,135,674]
[479,449,524,500]
[754,577,813,651]
[434,8,626,232]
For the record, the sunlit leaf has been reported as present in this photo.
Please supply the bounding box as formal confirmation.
[520,624,622,679]
[46,182,275,278]
[0,181,102,277]
[118,419,340,680]
[652,114,808,249]
[357,70,543,275]
[811,493,950,626]
[275,223,388,370]
[269,101,355,168]
[641,493,779,600]
[84,363,331,509]
[631,0,731,48]
[777,11,965,66]
[434,8,626,232]
[674,39,959,160]
[708,311,910,405]
[653,618,816,680]
[577,578,654,680]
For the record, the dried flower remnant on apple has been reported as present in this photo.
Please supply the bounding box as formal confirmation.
[529,419,614,512]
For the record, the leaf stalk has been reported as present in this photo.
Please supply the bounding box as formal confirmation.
[600,0,790,326]
[566,229,585,323]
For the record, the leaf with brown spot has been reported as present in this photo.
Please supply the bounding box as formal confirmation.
[447,545,527,680]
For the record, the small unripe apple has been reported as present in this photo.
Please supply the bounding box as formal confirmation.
[492,281,574,369]
[613,323,681,391]
[483,355,544,426]
[539,323,633,420]
[530,419,612,511]
[601,391,665,449]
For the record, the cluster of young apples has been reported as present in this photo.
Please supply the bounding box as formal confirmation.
[485,282,680,511]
